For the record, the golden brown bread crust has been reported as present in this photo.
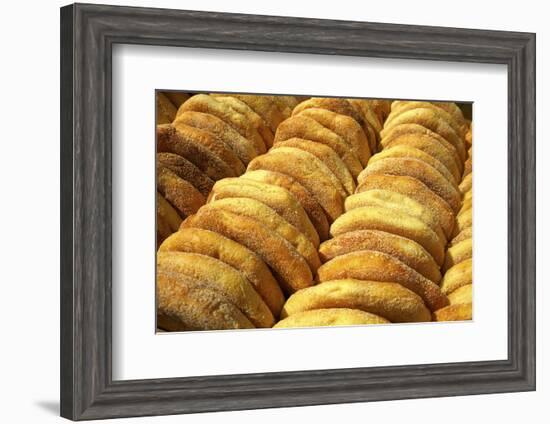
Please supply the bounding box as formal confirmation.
[465,124,472,147]
[157,153,214,197]
[157,270,254,331]
[156,92,177,124]
[365,99,392,123]
[177,94,266,154]
[208,177,319,247]
[213,96,274,149]
[450,227,473,247]
[453,206,472,237]
[358,157,462,213]
[381,108,466,161]
[447,284,472,305]
[157,192,183,247]
[345,189,447,246]
[460,196,472,215]
[295,98,375,151]
[265,96,294,118]
[382,133,462,183]
[317,250,448,311]
[356,174,455,239]
[272,95,301,111]
[281,279,431,323]
[369,145,456,186]
[241,170,330,242]
[201,198,321,274]
[273,308,389,328]
[293,98,365,128]
[463,156,472,178]
[459,173,472,194]
[210,94,284,133]
[347,98,382,151]
[431,101,467,128]
[274,115,363,178]
[443,238,472,273]
[161,92,190,108]
[157,166,206,218]
[157,251,274,327]
[269,145,347,199]
[380,123,464,173]
[388,101,466,138]
[295,107,372,166]
[157,214,178,245]
[158,228,285,317]
[330,206,445,266]
[318,230,441,283]
[348,105,378,153]
[273,138,355,195]
[433,303,472,321]
[181,208,313,294]
[247,150,344,222]
[173,111,257,166]
[440,258,472,295]
[156,124,236,181]
[170,122,246,176]
[463,189,472,203]
[348,99,383,131]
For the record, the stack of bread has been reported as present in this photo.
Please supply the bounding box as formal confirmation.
[156,91,190,124]
[158,96,389,330]
[156,93,473,331]
[434,121,473,321]
[156,93,299,247]
[277,100,472,328]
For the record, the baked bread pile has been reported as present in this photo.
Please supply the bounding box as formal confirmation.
[155,94,473,331]
[157,96,389,330]
[157,94,306,329]
[156,91,190,124]
[277,100,472,328]
[156,93,299,246]
[434,121,473,321]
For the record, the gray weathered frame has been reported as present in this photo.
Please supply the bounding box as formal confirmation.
[60,3,536,420]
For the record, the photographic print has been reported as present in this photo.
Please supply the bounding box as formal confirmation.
[155,92,473,331]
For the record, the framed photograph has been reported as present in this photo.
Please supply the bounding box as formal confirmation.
[60,3,536,420]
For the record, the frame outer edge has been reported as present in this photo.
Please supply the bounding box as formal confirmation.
[60,3,75,420]
[522,33,536,389]
[508,32,536,390]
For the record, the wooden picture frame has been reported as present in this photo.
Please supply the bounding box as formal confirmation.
[60,3,536,420]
